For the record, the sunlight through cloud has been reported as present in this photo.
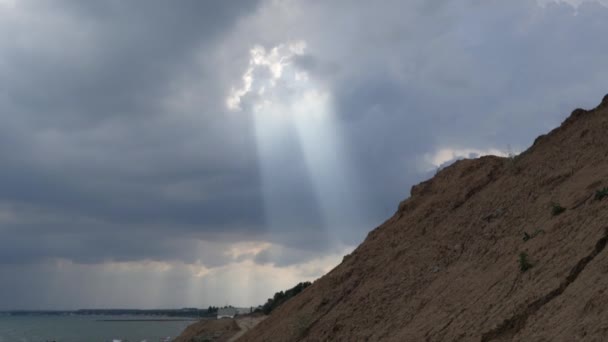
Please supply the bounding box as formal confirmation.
[224,40,367,285]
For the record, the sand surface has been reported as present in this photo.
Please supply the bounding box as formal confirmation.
[227,316,267,342]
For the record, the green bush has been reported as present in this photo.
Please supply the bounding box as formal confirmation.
[192,337,212,342]
[519,252,533,272]
[551,202,566,216]
[595,187,608,201]
[261,281,312,315]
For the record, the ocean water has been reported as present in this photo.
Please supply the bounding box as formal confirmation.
[0,315,195,342]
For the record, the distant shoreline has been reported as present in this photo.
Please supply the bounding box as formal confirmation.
[97,318,200,322]
[0,309,216,319]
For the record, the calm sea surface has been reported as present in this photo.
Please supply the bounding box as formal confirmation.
[0,315,195,342]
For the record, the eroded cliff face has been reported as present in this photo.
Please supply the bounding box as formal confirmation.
[240,94,608,341]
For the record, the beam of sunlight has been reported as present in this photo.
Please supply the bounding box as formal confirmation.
[226,40,366,300]
[288,86,366,243]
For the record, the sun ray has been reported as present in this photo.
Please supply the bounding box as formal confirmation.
[226,41,365,292]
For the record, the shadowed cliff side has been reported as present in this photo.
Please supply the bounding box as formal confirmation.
[239,94,608,341]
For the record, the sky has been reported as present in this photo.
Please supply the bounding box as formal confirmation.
[1,0,608,310]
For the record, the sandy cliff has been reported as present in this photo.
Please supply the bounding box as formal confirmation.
[239,94,608,341]
[174,318,240,342]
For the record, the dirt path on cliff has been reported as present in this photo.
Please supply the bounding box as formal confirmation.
[173,314,266,342]
[228,316,267,342]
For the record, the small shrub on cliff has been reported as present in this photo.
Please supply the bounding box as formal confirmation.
[503,145,523,174]
[518,252,533,272]
[261,281,312,315]
[193,337,212,342]
[551,202,566,216]
[595,188,608,201]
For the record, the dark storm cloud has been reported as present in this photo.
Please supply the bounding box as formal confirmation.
[0,0,274,265]
[4,1,258,123]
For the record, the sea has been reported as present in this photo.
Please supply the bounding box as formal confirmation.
[0,315,195,342]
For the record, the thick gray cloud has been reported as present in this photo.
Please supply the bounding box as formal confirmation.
[1,0,608,309]
[0,0,268,261]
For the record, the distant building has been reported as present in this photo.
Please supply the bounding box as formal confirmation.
[217,307,238,319]
[217,306,252,319]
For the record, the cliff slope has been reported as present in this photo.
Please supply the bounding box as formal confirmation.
[240,94,608,341]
